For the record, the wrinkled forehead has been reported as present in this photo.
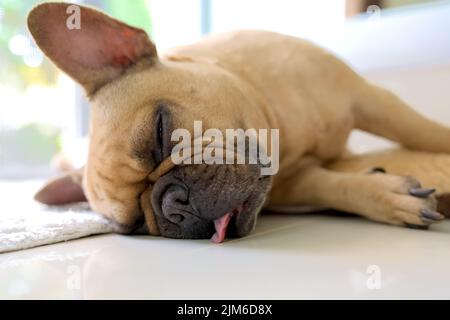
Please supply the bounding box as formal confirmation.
[90,60,253,126]
[91,62,210,118]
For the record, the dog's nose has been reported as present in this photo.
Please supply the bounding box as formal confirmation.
[160,184,193,224]
[151,173,218,239]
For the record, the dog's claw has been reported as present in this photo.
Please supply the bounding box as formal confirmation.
[420,208,445,221]
[409,187,436,198]
[405,223,429,230]
[368,167,386,174]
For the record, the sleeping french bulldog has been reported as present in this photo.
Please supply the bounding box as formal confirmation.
[30,3,450,243]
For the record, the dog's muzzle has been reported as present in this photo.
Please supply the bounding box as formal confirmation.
[139,141,271,243]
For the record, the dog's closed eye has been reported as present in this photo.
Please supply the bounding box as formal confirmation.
[155,110,164,164]
[157,112,164,150]
[130,103,172,168]
[152,103,172,165]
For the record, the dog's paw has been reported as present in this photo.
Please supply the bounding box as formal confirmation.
[361,174,445,229]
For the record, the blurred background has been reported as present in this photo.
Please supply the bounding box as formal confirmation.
[0,0,449,180]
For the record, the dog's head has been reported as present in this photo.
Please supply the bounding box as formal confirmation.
[30,3,273,242]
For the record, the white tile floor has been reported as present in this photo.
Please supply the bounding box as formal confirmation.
[1,208,449,299]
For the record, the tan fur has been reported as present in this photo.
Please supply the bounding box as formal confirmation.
[30,4,450,232]
[89,30,450,228]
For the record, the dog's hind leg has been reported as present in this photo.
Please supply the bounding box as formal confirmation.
[325,148,450,217]
[353,82,450,153]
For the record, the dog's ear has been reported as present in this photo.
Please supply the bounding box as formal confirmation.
[27,2,157,95]
[34,169,87,205]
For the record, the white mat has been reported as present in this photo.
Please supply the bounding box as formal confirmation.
[0,181,119,253]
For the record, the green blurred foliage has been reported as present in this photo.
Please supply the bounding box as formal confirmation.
[0,0,58,90]
[0,0,152,90]
[0,0,152,168]
[105,0,152,34]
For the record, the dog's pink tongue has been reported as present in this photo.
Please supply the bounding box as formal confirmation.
[211,212,233,244]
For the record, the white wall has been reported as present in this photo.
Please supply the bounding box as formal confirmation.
[147,0,203,51]
[324,1,450,73]
[336,2,450,153]
[211,0,346,40]
[148,0,348,51]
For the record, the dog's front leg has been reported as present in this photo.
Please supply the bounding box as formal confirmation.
[270,166,444,228]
